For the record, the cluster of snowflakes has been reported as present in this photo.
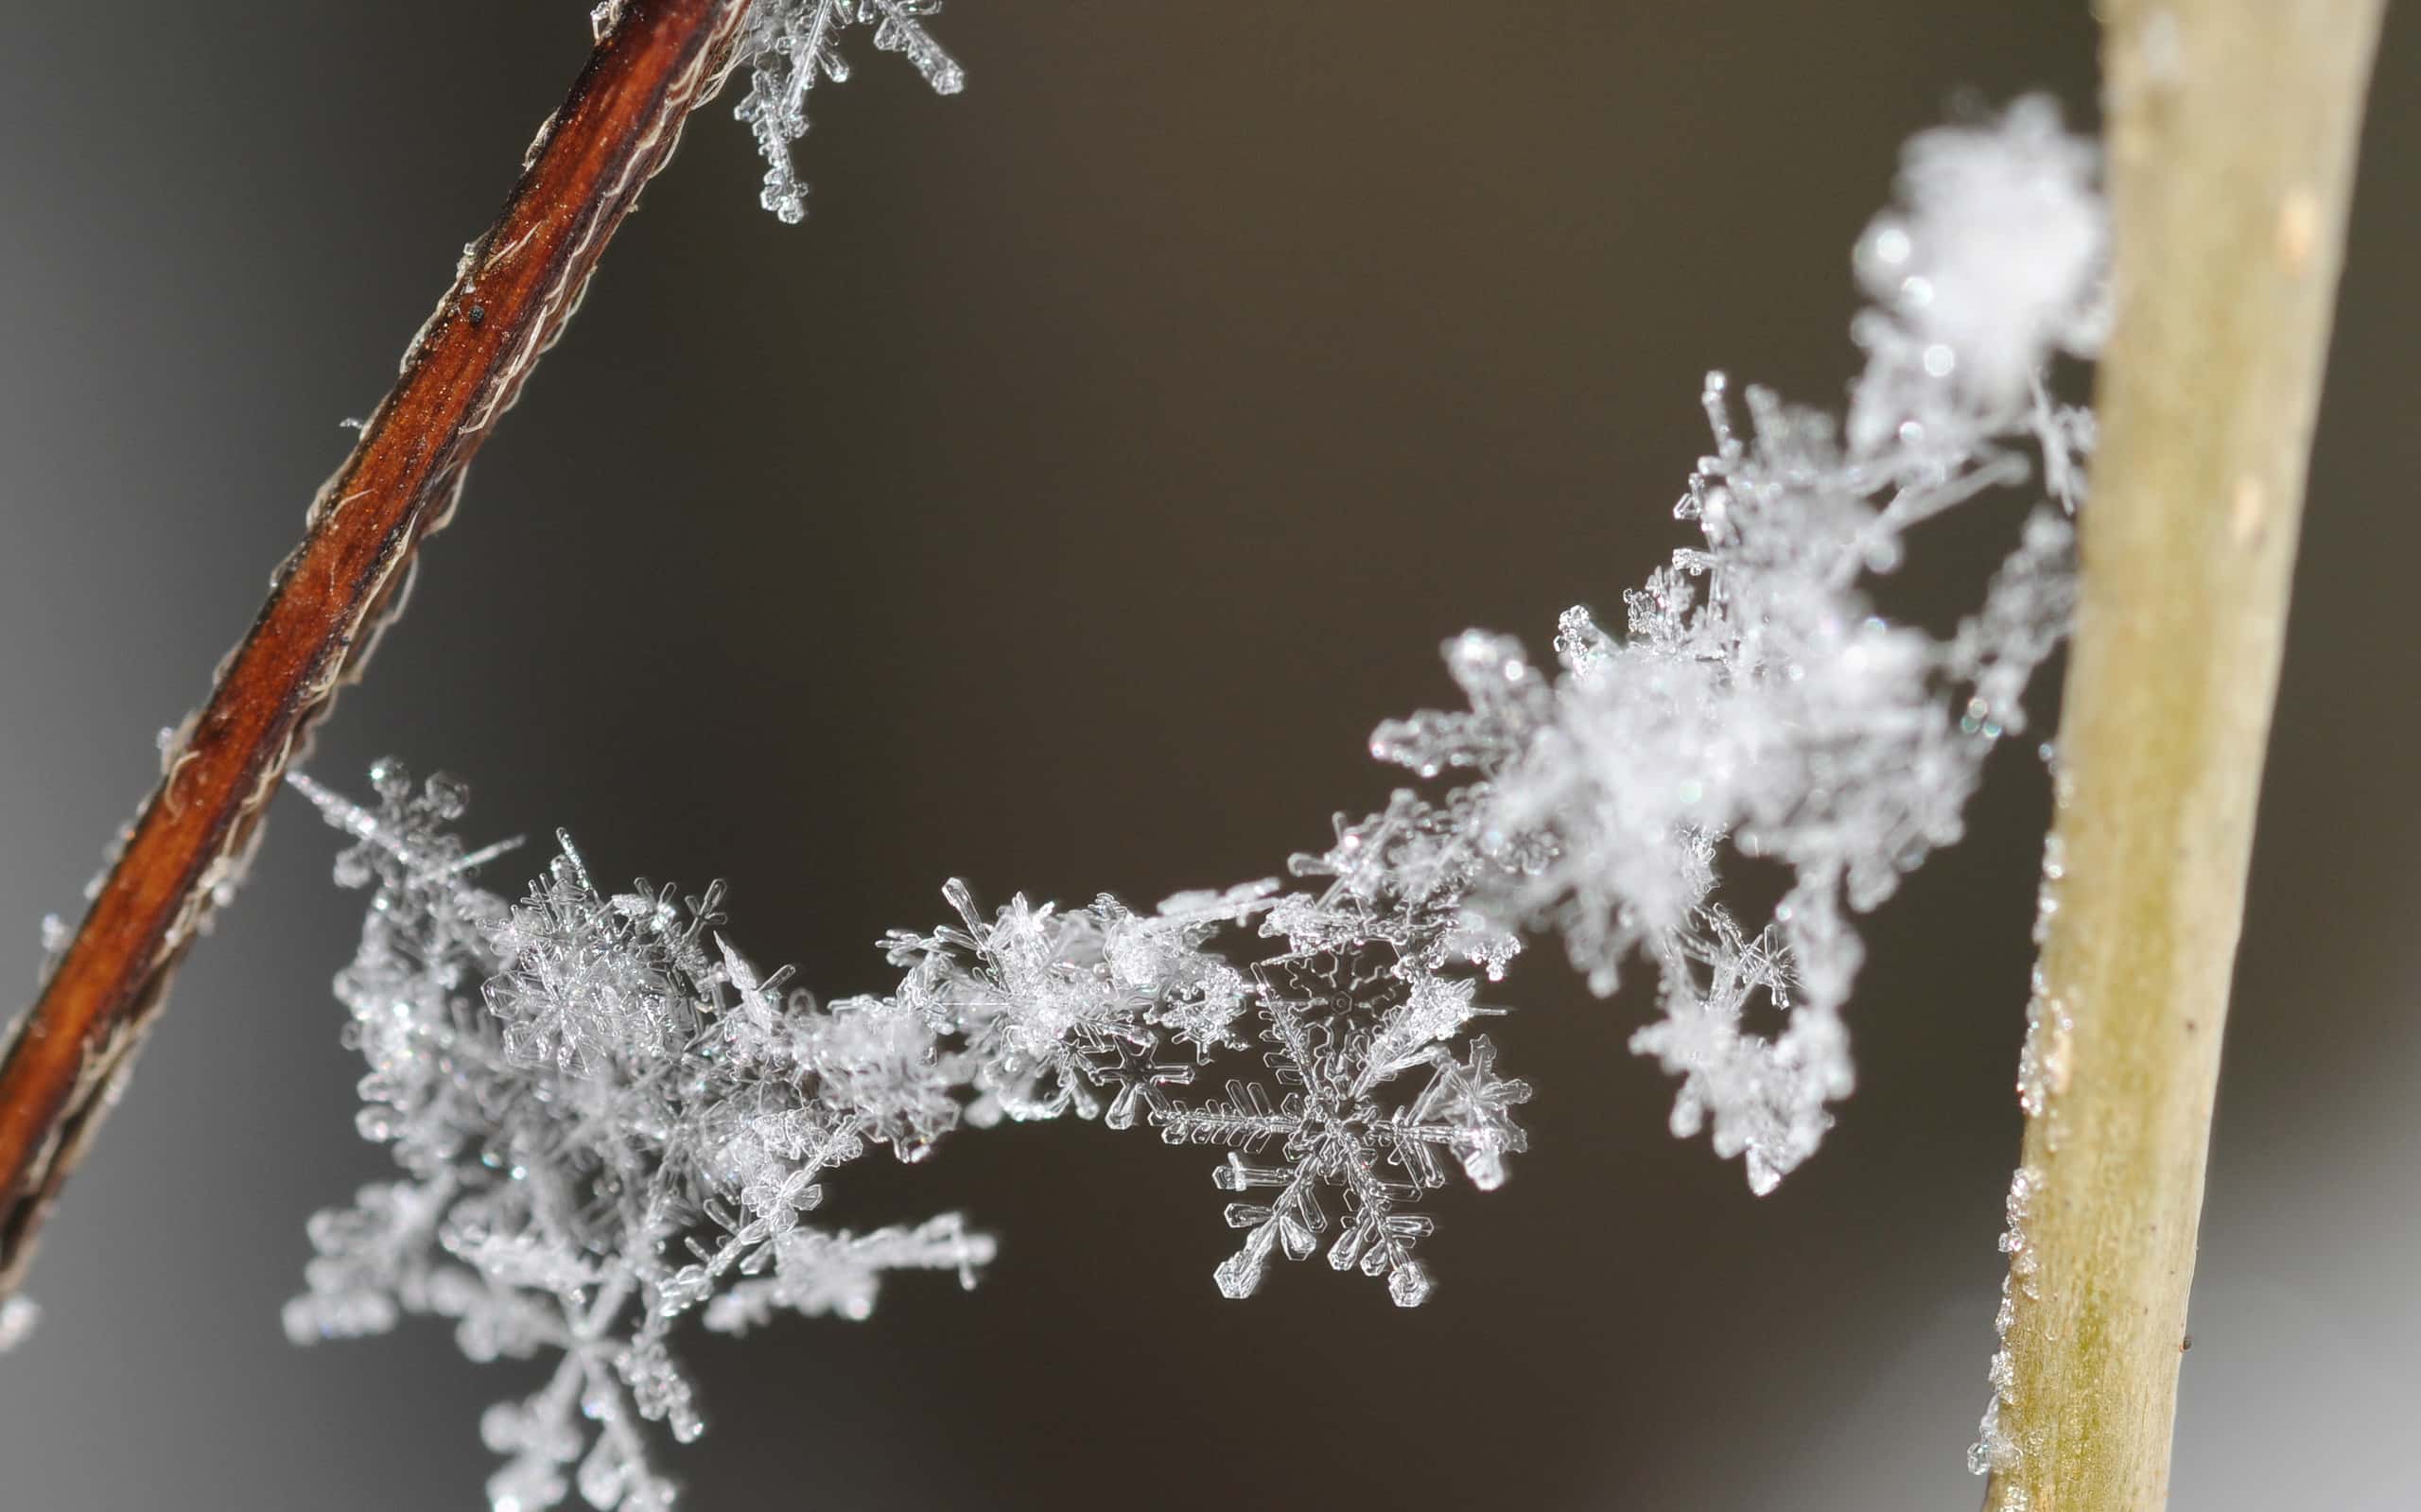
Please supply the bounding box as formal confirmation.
[1371,95,2100,1191]
[279,98,2103,1503]
[285,767,997,1512]
[287,759,1533,1508]
[726,0,964,224]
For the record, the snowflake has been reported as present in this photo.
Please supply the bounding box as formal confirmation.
[732,1,966,224]
[1156,950,1532,1307]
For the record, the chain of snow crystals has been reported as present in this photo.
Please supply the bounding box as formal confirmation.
[277,98,2102,1509]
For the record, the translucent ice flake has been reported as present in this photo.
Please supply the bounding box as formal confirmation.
[1155,951,1530,1306]
[732,1,966,224]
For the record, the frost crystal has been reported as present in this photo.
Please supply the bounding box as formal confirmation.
[733,1,965,224]
[291,759,1531,1506]
[1851,96,2105,429]
[0,1294,37,1351]
[1969,1165,2046,1486]
[1364,97,2098,1190]
[864,874,1530,1306]
[287,764,994,1511]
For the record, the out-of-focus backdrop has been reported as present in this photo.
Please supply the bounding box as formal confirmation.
[1,5,2413,1507]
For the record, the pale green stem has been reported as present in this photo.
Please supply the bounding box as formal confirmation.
[1984,4,2384,1508]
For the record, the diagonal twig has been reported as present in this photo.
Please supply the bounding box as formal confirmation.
[0,0,754,1299]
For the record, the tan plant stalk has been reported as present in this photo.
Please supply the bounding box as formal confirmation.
[1984,3,2385,1506]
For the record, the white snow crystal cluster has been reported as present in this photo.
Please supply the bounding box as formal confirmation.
[285,96,2100,1505]
[1365,97,2099,1191]
[1850,95,2106,430]
[731,1,964,224]
[289,759,1532,1507]
[285,766,997,1512]
[0,1295,37,1351]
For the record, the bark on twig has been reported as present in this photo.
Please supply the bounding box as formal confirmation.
[0,0,751,1298]
[1985,3,2383,1505]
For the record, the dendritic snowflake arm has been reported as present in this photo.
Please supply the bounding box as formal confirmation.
[733,0,966,224]
[703,1216,995,1332]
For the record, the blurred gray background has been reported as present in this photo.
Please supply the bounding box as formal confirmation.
[1,3,2413,1507]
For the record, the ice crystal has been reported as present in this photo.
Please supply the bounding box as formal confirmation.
[290,757,1532,1505]
[1851,96,2106,430]
[1159,960,1524,1309]
[1969,1165,2046,1484]
[286,764,995,1510]
[862,874,1530,1305]
[733,1,965,224]
[1363,97,2098,1190]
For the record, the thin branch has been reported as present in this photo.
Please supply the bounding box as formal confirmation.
[1985,3,2383,1505]
[0,0,752,1298]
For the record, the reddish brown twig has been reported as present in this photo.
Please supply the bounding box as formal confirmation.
[0,0,752,1298]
